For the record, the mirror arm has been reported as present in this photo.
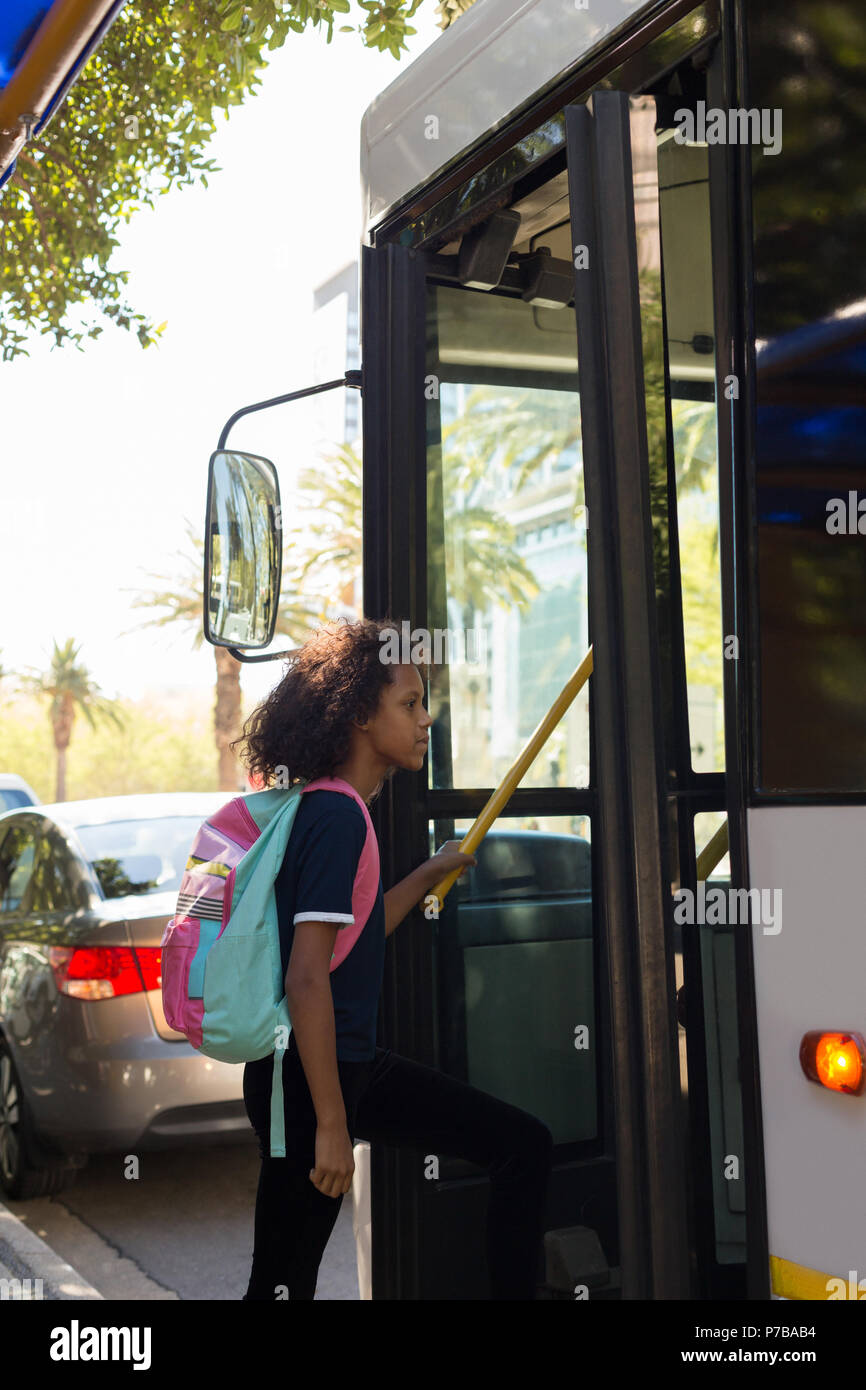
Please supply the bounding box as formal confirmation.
[215,369,362,663]
[227,644,300,663]
[216,370,363,451]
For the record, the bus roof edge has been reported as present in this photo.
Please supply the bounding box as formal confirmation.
[360,0,646,240]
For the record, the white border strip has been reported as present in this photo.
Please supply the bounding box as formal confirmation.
[293,911,354,926]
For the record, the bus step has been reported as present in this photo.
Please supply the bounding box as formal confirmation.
[539,1225,622,1299]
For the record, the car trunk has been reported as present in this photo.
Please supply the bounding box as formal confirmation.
[122,890,188,1042]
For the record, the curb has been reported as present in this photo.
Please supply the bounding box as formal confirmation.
[0,1199,104,1301]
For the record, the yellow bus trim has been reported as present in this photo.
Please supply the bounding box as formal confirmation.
[770,1254,851,1300]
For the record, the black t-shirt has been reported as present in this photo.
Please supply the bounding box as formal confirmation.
[248,789,385,1073]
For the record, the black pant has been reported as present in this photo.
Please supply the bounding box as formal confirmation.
[242,1033,553,1300]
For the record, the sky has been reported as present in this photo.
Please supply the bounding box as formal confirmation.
[0,6,442,709]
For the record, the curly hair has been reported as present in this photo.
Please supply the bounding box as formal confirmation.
[233,616,429,787]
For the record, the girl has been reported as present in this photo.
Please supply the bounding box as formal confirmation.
[238,616,553,1300]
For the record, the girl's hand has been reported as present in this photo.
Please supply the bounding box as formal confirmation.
[310,1122,355,1198]
[426,839,477,885]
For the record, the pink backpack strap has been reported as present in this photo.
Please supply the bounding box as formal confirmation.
[300,777,380,970]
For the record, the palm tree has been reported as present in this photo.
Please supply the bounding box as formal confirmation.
[130,524,247,792]
[440,385,583,509]
[130,521,327,792]
[281,444,364,617]
[283,442,539,619]
[23,639,124,802]
[441,297,718,510]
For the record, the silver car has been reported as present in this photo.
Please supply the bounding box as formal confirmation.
[0,793,252,1199]
[0,773,40,813]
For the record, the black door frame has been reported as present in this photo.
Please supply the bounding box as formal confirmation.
[361,155,691,1295]
[566,92,691,1298]
[360,240,431,1300]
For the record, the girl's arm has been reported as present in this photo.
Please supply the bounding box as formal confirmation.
[384,841,477,938]
[285,921,346,1128]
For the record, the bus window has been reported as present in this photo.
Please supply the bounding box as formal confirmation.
[661,138,724,775]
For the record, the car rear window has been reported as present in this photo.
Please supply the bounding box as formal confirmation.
[74,817,204,899]
[0,789,36,811]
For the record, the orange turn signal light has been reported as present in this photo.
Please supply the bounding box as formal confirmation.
[800,1031,866,1096]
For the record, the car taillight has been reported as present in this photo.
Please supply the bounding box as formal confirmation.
[48,946,162,1000]
[133,947,162,990]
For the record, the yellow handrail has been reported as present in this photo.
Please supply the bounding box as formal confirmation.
[695,819,729,882]
[423,645,594,912]
[422,641,730,911]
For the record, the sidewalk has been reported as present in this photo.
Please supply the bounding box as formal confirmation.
[0,1198,103,1301]
[0,1140,372,1300]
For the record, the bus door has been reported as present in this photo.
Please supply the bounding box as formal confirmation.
[360,63,743,1299]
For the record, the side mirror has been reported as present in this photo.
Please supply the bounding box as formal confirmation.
[204,450,282,649]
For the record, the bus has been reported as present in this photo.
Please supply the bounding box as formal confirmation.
[202,0,866,1301]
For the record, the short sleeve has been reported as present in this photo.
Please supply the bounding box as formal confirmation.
[292,802,366,929]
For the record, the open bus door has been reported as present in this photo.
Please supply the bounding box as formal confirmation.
[203,51,753,1301]
[357,97,694,1302]
[355,43,755,1301]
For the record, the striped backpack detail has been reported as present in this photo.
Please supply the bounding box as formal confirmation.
[159,776,379,1157]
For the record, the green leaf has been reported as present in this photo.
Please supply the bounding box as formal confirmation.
[0,0,440,363]
[220,9,245,32]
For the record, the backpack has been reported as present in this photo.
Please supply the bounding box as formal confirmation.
[159,775,380,1158]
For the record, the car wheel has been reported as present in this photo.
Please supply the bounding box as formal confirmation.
[0,1038,86,1199]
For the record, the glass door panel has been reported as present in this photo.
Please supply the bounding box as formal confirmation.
[632,96,725,775]
[430,814,597,1150]
[425,284,590,793]
[692,811,746,1265]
